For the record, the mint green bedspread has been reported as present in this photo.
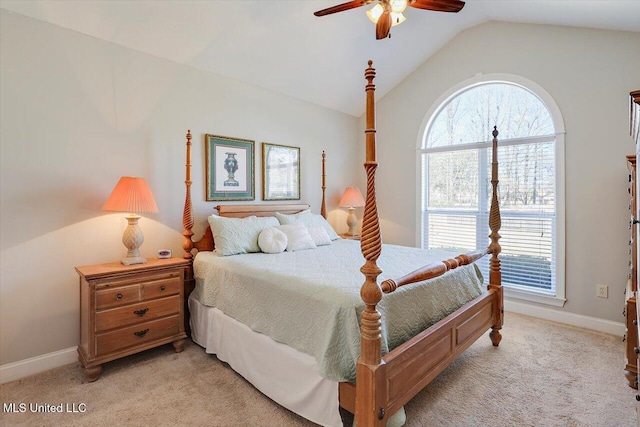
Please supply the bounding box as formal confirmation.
[193,239,483,382]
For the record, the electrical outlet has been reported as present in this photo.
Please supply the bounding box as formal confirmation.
[596,284,608,298]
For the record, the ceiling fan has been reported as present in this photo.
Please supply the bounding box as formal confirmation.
[314,0,465,40]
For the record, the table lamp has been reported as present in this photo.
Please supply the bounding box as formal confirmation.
[102,177,159,265]
[339,186,365,237]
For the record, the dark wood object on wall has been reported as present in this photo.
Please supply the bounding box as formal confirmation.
[630,90,640,144]
[625,154,638,389]
[628,90,640,400]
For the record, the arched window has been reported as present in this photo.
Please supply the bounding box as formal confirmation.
[420,77,565,306]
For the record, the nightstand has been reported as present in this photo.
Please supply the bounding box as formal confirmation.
[340,233,361,240]
[76,258,190,382]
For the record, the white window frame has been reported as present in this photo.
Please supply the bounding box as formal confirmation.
[415,73,566,307]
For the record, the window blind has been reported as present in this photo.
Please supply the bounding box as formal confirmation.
[424,141,556,294]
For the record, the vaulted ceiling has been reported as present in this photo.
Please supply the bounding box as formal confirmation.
[2,0,639,116]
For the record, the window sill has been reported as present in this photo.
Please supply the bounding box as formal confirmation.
[502,286,566,307]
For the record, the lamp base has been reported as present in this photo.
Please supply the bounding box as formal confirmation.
[120,214,147,266]
[346,207,358,237]
[121,256,147,266]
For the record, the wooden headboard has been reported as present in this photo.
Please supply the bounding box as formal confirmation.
[215,203,310,218]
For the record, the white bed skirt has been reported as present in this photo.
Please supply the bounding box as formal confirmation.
[188,294,343,427]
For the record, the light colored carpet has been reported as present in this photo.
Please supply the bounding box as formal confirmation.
[0,312,636,427]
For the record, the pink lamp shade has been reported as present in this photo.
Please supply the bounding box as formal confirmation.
[103,177,158,266]
[102,177,159,213]
[339,186,365,208]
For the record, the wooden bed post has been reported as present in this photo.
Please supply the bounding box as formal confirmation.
[182,129,195,336]
[355,60,386,427]
[183,129,195,260]
[488,126,504,346]
[321,151,327,219]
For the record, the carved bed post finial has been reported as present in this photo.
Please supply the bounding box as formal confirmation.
[356,60,385,427]
[183,130,195,259]
[321,151,327,219]
[488,125,503,346]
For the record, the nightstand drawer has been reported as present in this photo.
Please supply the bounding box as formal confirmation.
[96,315,180,355]
[142,276,180,300]
[96,284,140,310]
[95,295,180,332]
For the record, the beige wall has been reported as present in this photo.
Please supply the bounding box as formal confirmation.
[0,10,359,365]
[359,21,640,322]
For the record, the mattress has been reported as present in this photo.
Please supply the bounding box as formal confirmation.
[193,239,483,382]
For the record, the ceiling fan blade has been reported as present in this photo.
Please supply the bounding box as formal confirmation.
[408,0,465,13]
[314,0,369,17]
[376,10,392,39]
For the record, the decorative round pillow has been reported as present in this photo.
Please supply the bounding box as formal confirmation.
[258,227,288,254]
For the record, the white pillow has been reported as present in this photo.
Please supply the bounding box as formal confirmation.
[275,223,317,252]
[275,210,340,241]
[307,226,332,246]
[258,227,288,254]
[275,209,310,225]
[207,215,279,256]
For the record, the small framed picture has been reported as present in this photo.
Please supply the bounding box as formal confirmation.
[262,142,300,201]
[205,134,255,201]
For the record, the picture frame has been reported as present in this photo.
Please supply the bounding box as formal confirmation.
[262,142,300,201]
[205,134,255,201]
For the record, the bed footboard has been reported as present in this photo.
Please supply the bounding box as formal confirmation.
[339,291,495,415]
[350,61,503,426]
[383,292,495,415]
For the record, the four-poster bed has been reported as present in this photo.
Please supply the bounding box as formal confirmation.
[181,61,503,426]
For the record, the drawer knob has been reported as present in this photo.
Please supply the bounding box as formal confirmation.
[133,308,149,317]
[635,347,640,355]
[160,285,166,291]
[115,293,123,300]
[634,320,638,326]
[636,395,640,402]
[134,329,149,338]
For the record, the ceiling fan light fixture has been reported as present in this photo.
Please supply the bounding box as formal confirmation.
[367,3,406,26]
[391,12,406,26]
[390,0,408,13]
[366,3,384,23]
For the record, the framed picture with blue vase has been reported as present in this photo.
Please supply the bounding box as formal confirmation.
[205,134,255,201]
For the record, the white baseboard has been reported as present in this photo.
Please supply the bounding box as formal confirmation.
[0,347,77,384]
[505,299,625,336]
